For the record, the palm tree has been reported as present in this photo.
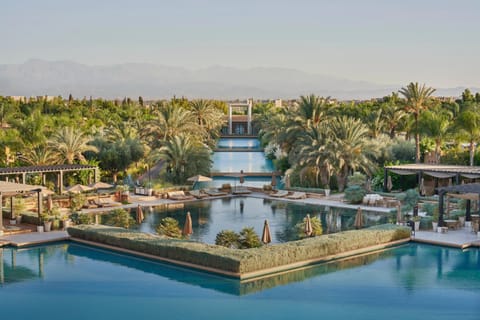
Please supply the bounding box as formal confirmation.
[329,116,377,191]
[418,109,453,163]
[399,82,436,163]
[381,93,407,138]
[48,127,98,164]
[455,109,480,166]
[19,145,59,166]
[153,134,211,184]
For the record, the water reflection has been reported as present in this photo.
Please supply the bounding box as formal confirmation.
[136,197,391,244]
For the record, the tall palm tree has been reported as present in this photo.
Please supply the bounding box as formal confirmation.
[19,145,59,166]
[381,93,407,138]
[455,109,480,166]
[153,134,211,184]
[329,116,377,191]
[399,82,436,163]
[418,109,453,163]
[48,127,98,164]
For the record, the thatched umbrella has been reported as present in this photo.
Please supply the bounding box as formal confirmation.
[182,212,193,237]
[305,214,313,236]
[354,207,364,229]
[284,174,291,189]
[261,219,272,244]
[419,177,426,196]
[64,184,93,194]
[136,204,144,224]
[89,182,114,190]
[187,175,212,190]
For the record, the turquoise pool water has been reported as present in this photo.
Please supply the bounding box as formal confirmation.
[136,197,387,244]
[211,151,274,173]
[1,243,479,320]
[217,138,260,149]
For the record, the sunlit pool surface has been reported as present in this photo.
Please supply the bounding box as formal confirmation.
[1,242,479,320]
[136,197,387,244]
[211,151,274,173]
[217,138,260,149]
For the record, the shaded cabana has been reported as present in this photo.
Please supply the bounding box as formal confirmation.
[436,183,480,227]
[384,164,480,193]
[0,181,45,232]
[0,164,98,194]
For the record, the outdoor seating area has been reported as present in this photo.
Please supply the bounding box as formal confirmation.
[188,189,209,199]
[270,190,289,198]
[286,192,307,200]
[362,194,384,206]
[232,186,252,194]
[94,198,122,207]
[203,188,228,196]
[167,191,195,201]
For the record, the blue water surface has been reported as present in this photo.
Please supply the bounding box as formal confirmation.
[217,138,260,149]
[1,243,479,320]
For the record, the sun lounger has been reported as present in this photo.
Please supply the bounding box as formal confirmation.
[189,190,209,199]
[203,188,228,196]
[286,192,307,199]
[232,187,252,194]
[95,198,122,207]
[82,199,98,209]
[167,191,195,201]
[270,190,289,198]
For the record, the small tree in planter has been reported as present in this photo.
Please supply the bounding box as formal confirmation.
[295,216,323,239]
[344,185,366,204]
[215,230,241,248]
[239,227,262,248]
[156,217,182,238]
[104,208,135,229]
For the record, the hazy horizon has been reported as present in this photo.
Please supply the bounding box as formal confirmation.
[1,0,480,89]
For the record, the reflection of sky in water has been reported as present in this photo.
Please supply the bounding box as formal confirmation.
[2,243,480,320]
[217,138,260,149]
[212,152,274,173]
[137,198,386,244]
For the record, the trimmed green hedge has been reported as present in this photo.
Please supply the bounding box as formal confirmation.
[68,224,410,275]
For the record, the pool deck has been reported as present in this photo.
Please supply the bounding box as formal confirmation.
[2,191,480,249]
[0,231,69,247]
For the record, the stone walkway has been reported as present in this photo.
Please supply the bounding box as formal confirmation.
[413,227,480,248]
[0,231,69,247]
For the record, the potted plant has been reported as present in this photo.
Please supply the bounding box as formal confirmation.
[432,212,439,232]
[324,185,331,197]
[413,215,421,231]
[42,214,52,232]
[145,182,153,196]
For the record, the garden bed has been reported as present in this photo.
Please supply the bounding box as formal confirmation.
[68,224,411,279]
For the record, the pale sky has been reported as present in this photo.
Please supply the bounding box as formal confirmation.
[1,0,479,87]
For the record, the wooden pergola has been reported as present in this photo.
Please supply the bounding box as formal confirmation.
[436,183,480,227]
[0,164,98,194]
[0,181,46,232]
[384,164,480,192]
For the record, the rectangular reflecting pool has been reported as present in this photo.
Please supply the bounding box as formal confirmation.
[135,197,389,244]
[1,242,479,320]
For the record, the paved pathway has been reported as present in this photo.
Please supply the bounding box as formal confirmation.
[413,227,480,248]
[0,231,69,247]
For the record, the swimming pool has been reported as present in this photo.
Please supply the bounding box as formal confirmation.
[136,197,389,244]
[217,138,260,149]
[1,242,479,320]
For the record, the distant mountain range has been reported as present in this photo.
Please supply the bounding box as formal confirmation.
[0,59,475,100]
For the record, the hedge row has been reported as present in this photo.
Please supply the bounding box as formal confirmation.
[68,224,410,276]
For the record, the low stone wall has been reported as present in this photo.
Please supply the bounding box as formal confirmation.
[68,224,411,279]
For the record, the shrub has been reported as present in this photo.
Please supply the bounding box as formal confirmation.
[67,224,411,276]
[347,172,367,188]
[344,185,366,204]
[390,139,415,162]
[70,212,94,225]
[295,215,323,239]
[104,208,135,229]
[404,189,419,209]
[156,217,182,238]
[215,230,240,248]
[239,227,262,249]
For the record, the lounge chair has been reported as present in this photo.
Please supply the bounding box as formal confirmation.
[167,191,195,201]
[82,199,98,209]
[189,190,209,199]
[203,188,228,196]
[270,190,289,198]
[286,192,307,200]
[232,187,252,194]
[95,198,122,207]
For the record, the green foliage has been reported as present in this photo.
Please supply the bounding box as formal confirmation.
[104,208,135,229]
[67,224,411,275]
[295,216,323,239]
[215,230,241,249]
[403,189,419,209]
[156,217,182,238]
[70,212,94,225]
[390,140,415,162]
[70,193,86,211]
[347,172,366,187]
[344,185,366,204]
[239,227,262,249]
[422,202,438,216]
